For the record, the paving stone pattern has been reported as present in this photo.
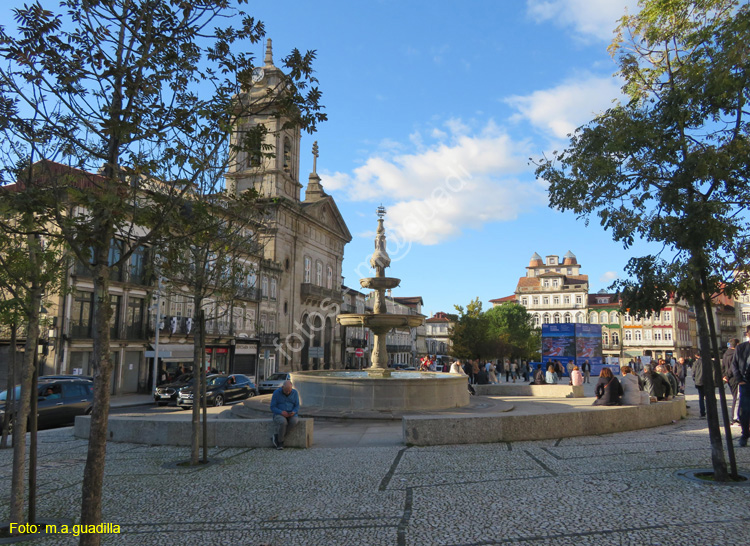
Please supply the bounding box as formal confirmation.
[1,412,749,545]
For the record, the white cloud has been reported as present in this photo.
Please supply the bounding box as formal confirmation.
[526,0,636,42]
[321,120,547,245]
[600,271,619,283]
[506,74,623,139]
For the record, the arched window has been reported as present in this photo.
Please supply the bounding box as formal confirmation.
[327,265,333,289]
[283,137,291,172]
[533,314,540,326]
[603,331,609,345]
[600,311,608,324]
[543,313,550,324]
[553,313,561,323]
[564,313,571,323]
[610,311,618,323]
[576,312,584,323]
[316,261,323,286]
[590,312,598,324]
[612,332,619,345]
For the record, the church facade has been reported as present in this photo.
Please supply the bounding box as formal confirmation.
[226,40,352,376]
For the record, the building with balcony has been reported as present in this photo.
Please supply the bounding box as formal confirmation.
[425,312,455,356]
[339,286,372,369]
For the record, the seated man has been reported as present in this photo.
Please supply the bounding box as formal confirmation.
[640,364,672,401]
[533,364,546,385]
[43,386,62,399]
[269,380,299,450]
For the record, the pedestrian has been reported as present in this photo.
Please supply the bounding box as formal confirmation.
[675,357,687,394]
[505,359,511,382]
[722,339,740,424]
[545,364,558,384]
[581,360,591,384]
[533,364,546,385]
[510,360,518,383]
[270,380,300,450]
[570,365,583,386]
[693,353,706,418]
[731,326,750,447]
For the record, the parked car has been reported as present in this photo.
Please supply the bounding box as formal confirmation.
[258,372,291,394]
[176,374,256,408]
[153,373,195,406]
[0,377,94,435]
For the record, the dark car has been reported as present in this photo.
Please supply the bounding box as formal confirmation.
[258,372,291,394]
[153,373,195,406]
[1,378,94,435]
[176,374,256,408]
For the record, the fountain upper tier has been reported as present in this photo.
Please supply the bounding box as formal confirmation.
[360,276,400,291]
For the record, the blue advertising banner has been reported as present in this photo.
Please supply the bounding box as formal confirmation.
[541,323,613,377]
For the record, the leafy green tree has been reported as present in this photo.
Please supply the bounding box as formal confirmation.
[485,302,540,361]
[0,1,325,542]
[450,298,490,361]
[535,0,750,480]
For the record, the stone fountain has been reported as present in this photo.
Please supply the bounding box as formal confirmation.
[289,208,469,414]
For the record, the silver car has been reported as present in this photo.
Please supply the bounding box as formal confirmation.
[258,372,291,394]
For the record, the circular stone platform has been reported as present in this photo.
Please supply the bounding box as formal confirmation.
[289,370,470,413]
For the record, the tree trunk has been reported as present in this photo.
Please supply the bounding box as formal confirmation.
[9,287,42,531]
[700,272,738,478]
[190,305,203,465]
[690,268,728,481]
[79,255,115,546]
[1,324,17,449]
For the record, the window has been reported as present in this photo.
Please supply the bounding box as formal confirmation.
[247,269,257,288]
[575,295,582,305]
[635,330,642,341]
[260,313,267,333]
[653,311,660,321]
[610,311,618,323]
[543,297,549,305]
[304,257,311,283]
[644,330,652,341]
[603,332,609,344]
[567,268,572,274]
[590,312,598,324]
[552,279,559,288]
[576,312,584,323]
[261,276,268,298]
[612,332,619,345]
[553,313,561,323]
[125,297,144,338]
[522,297,528,306]
[564,295,570,304]
[543,313,550,324]
[664,311,671,322]
[543,279,550,288]
[533,297,539,305]
[316,261,323,286]
[327,266,333,289]
[624,330,632,341]
[130,245,148,284]
[624,314,632,323]
[553,296,560,305]
[108,239,124,282]
[654,331,662,341]
[270,278,277,300]
[665,330,672,341]
[110,295,121,339]
[533,314,540,326]
[600,311,608,324]
[564,313,571,323]
[71,291,93,337]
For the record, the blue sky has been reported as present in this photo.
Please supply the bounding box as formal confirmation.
[247,0,650,316]
[5,0,654,316]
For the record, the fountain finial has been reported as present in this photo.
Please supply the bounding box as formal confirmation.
[370,205,391,277]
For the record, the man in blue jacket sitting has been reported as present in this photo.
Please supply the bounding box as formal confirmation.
[270,380,299,450]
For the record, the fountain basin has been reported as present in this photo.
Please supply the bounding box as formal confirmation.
[360,277,401,290]
[336,313,424,330]
[290,370,470,412]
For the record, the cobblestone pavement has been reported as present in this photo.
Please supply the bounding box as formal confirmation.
[1,408,749,546]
